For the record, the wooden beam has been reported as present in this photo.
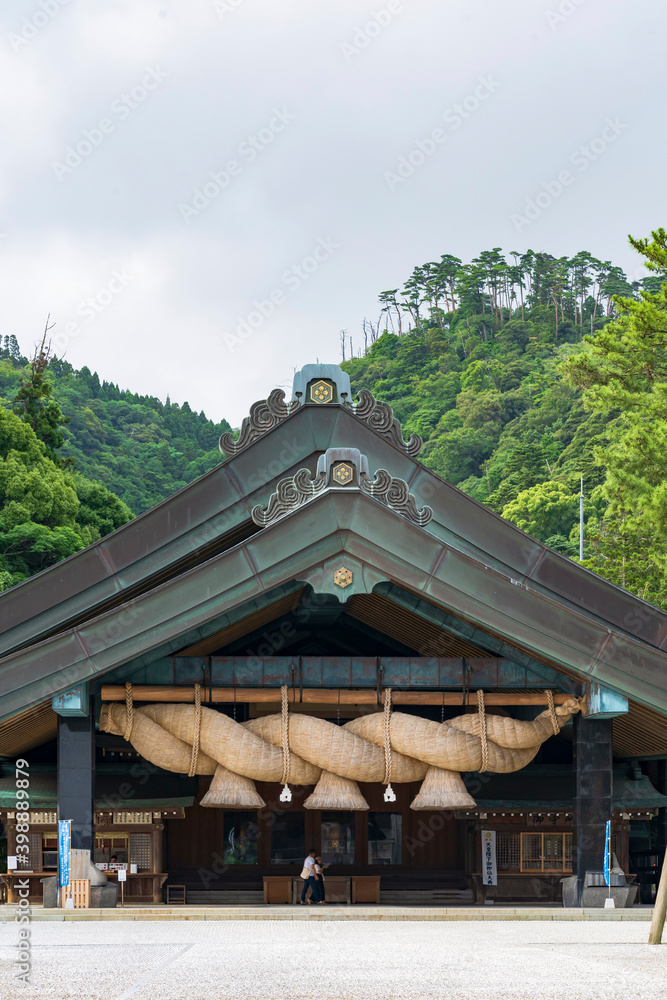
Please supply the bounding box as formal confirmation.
[100,685,572,706]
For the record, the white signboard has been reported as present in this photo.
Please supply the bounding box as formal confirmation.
[117,869,127,882]
[481,830,497,886]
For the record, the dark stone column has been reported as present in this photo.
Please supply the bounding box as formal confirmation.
[57,699,95,854]
[573,714,613,904]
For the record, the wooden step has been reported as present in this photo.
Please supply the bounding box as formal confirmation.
[380,890,474,906]
[187,891,264,905]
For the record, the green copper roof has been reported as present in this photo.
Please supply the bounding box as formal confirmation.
[1,366,667,725]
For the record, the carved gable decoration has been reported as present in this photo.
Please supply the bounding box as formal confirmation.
[219,389,298,458]
[349,389,423,458]
[251,447,432,528]
[361,469,433,526]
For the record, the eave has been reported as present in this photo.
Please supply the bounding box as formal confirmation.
[2,489,667,721]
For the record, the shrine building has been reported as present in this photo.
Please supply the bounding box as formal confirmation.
[1,363,666,907]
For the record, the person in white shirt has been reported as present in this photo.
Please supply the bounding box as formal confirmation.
[300,850,320,904]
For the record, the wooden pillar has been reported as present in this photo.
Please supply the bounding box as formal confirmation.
[152,823,164,874]
[5,817,16,861]
[57,700,95,854]
[152,823,165,903]
[573,714,613,904]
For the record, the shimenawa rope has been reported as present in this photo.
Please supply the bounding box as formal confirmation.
[101,689,584,808]
[280,684,292,801]
[477,689,489,773]
[124,682,134,742]
[383,688,396,801]
[188,683,202,778]
[547,688,560,735]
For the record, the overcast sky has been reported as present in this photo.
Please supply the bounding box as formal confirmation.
[0,0,662,426]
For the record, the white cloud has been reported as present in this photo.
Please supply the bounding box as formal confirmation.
[0,0,663,426]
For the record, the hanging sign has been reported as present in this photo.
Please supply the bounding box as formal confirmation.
[603,819,611,887]
[481,830,497,886]
[58,820,71,888]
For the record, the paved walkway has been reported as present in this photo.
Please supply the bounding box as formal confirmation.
[0,903,653,922]
[1,919,665,999]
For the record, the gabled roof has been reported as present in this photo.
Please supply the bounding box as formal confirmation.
[2,364,667,725]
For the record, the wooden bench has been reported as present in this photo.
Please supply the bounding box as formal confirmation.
[262,875,380,905]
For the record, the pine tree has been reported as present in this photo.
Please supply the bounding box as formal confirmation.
[11,317,70,462]
[562,227,667,583]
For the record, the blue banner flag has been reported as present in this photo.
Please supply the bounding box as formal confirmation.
[58,820,71,887]
[603,819,611,887]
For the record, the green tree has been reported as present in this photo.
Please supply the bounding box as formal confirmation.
[12,320,69,461]
[562,227,667,585]
[502,481,581,543]
[0,408,132,590]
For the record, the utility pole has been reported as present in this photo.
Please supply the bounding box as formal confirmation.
[579,473,584,561]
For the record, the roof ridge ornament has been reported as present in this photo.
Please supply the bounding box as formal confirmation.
[219,389,299,457]
[348,389,423,457]
[361,468,433,526]
[220,367,422,459]
[251,468,325,525]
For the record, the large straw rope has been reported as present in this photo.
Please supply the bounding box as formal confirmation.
[101,691,583,785]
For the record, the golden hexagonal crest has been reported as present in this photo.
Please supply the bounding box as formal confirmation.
[332,462,354,485]
[310,379,333,404]
[333,566,353,589]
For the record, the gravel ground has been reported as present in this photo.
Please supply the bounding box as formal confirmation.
[1,919,665,1000]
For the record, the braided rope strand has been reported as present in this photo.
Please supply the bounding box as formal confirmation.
[383,688,393,785]
[188,683,202,777]
[124,682,134,742]
[477,689,488,773]
[546,689,561,735]
[382,688,397,801]
[280,684,291,786]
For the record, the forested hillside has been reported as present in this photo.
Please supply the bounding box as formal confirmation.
[3,232,667,608]
[0,343,231,514]
[342,237,667,609]
[0,339,232,590]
